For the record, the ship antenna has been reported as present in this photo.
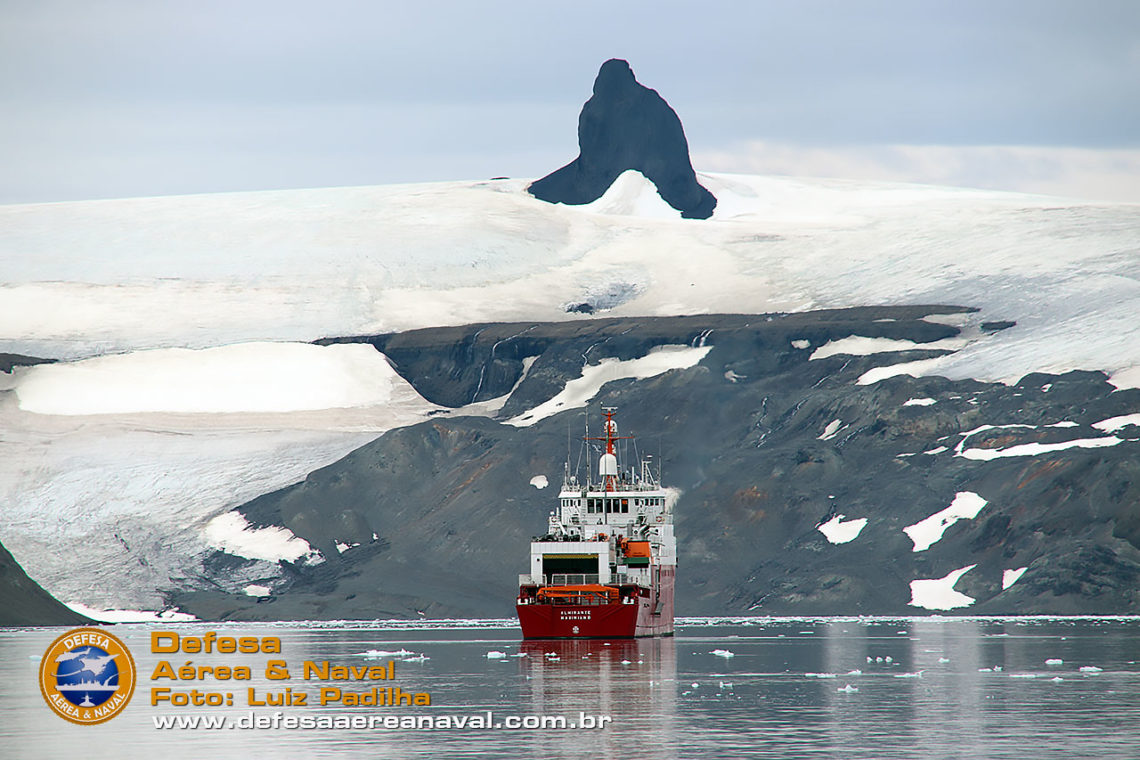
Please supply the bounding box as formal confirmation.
[565,414,572,483]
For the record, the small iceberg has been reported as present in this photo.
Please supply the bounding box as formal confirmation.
[1045,658,1063,665]
[359,648,416,659]
[838,684,859,693]
[486,651,508,659]
[711,649,735,658]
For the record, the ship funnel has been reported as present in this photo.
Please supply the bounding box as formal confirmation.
[599,452,618,477]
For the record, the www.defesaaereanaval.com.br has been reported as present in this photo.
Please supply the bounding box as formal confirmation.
[153,711,613,731]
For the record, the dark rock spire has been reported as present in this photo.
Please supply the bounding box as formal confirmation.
[528,59,716,219]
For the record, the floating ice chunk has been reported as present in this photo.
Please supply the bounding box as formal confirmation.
[335,540,360,554]
[791,339,811,349]
[1002,567,1029,589]
[895,671,924,678]
[885,656,893,663]
[1092,414,1140,433]
[938,657,950,663]
[691,682,699,688]
[1048,421,1078,428]
[243,584,271,597]
[838,684,859,693]
[818,419,844,441]
[205,511,319,563]
[818,514,868,544]
[486,651,508,659]
[719,681,734,689]
[358,649,430,662]
[904,398,937,406]
[711,649,735,658]
[904,492,988,552]
[846,669,862,676]
[909,564,978,610]
[529,475,548,489]
[1046,658,1063,665]
[1010,673,1038,678]
[805,673,838,679]
[1051,677,1064,683]
[1080,666,1102,673]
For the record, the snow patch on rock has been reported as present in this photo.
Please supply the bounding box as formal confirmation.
[909,564,977,610]
[904,492,988,552]
[204,511,320,563]
[818,514,868,544]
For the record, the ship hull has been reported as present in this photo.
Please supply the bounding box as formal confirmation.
[518,566,675,639]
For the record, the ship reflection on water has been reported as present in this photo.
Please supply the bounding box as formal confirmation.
[516,637,678,760]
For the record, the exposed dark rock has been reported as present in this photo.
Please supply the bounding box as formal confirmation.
[0,538,92,626]
[178,308,1140,620]
[528,59,716,219]
[1,353,53,374]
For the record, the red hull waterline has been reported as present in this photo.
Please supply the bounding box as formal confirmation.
[518,568,675,639]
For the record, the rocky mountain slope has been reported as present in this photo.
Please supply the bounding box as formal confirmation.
[0,538,90,626]
[529,59,716,219]
[173,309,1140,620]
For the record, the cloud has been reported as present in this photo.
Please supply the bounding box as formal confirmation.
[693,141,1140,203]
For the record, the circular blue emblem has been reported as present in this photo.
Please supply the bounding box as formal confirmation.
[53,645,121,708]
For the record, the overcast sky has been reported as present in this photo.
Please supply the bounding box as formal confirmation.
[3,0,1139,204]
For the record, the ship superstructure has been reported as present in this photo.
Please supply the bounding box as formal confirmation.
[516,408,675,638]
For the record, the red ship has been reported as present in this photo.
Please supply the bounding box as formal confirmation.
[517,408,675,638]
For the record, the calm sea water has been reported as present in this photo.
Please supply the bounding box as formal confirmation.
[2,617,1137,759]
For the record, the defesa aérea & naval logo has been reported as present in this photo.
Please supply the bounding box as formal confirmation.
[40,627,137,725]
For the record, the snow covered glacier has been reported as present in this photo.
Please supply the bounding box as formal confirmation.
[2,172,1139,616]
[4,172,1139,386]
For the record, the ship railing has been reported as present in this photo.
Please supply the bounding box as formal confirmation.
[610,572,647,588]
[533,573,647,588]
[546,574,600,586]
